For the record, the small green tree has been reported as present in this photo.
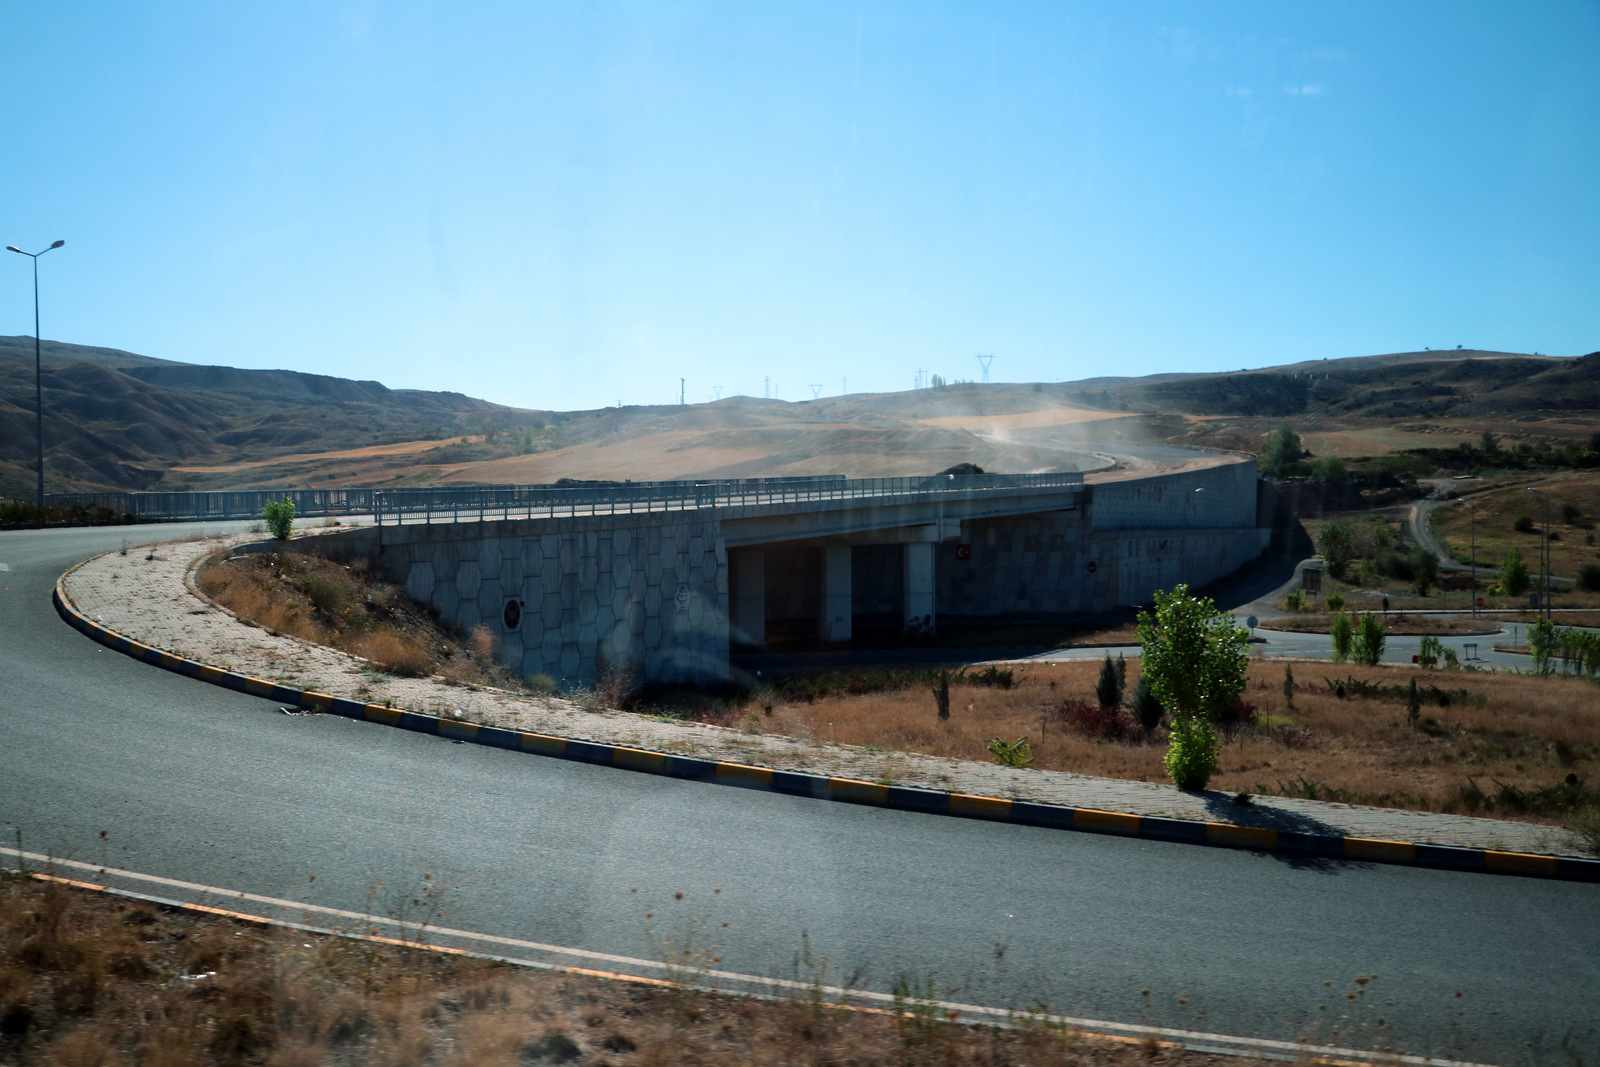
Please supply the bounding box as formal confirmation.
[262,497,295,540]
[932,671,951,721]
[1406,677,1422,728]
[1317,519,1356,580]
[1352,612,1387,666]
[1330,610,1354,664]
[1417,634,1444,669]
[1282,662,1296,709]
[1499,547,1530,597]
[1096,654,1125,709]
[1326,592,1346,613]
[1137,584,1248,791]
[1130,675,1164,736]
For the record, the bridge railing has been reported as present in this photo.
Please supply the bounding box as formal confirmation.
[369,472,1084,526]
[45,488,379,522]
[44,472,1083,525]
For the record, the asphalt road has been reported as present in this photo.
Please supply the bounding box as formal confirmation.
[3,524,1597,1063]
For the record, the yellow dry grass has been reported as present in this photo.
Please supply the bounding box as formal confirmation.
[733,660,1600,823]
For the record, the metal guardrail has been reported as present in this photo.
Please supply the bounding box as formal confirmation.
[45,488,379,522]
[370,472,1085,526]
[45,472,1084,525]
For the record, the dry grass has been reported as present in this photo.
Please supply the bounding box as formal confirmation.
[1431,470,1600,579]
[690,659,1600,825]
[1259,614,1500,636]
[196,551,518,690]
[0,871,1255,1067]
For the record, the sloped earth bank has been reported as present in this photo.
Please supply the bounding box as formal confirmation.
[1,870,1254,1066]
[61,533,1593,855]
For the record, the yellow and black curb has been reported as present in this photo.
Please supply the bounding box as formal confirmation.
[54,575,1600,883]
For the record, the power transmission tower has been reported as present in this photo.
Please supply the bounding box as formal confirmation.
[764,376,770,399]
[841,375,847,395]
[976,353,996,383]
[712,386,723,400]
[809,383,823,399]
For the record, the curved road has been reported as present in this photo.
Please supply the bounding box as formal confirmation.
[3,524,1597,1062]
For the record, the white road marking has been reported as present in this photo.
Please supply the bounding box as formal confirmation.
[0,847,1492,1067]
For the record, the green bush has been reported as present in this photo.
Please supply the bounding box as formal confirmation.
[263,497,295,540]
[1330,611,1354,664]
[1499,547,1530,597]
[1325,592,1346,613]
[1317,519,1356,581]
[1578,562,1600,593]
[1164,718,1220,791]
[1529,619,1557,675]
[1352,612,1386,666]
[986,736,1032,768]
[1283,589,1307,613]
[1513,514,1535,533]
[1417,634,1444,669]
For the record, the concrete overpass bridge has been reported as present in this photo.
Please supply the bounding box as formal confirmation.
[296,459,1269,689]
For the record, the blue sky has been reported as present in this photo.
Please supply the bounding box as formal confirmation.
[3,2,1596,412]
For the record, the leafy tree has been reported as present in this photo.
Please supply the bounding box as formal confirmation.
[1481,430,1499,455]
[1330,611,1354,664]
[1282,662,1296,709]
[1136,584,1248,790]
[1499,547,1530,596]
[1096,654,1125,709]
[1317,519,1356,580]
[1352,612,1387,666]
[1260,422,1306,477]
[262,497,295,541]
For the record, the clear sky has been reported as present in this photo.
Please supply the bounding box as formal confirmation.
[3,2,1596,412]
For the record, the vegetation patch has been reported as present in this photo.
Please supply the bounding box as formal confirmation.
[0,869,1264,1067]
[196,550,520,690]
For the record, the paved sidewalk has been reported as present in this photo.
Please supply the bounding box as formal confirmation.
[60,531,1589,858]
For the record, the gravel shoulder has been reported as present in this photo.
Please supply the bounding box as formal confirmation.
[60,531,1587,857]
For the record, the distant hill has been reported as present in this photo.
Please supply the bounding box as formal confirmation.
[0,336,545,496]
[2,338,1593,497]
[1051,350,1600,419]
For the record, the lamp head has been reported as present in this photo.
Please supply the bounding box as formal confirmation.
[5,246,20,254]
[49,240,64,249]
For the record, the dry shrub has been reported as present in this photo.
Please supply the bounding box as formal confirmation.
[1056,698,1133,742]
[1,874,1271,1067]
[348,629,435,678]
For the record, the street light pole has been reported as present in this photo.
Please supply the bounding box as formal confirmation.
[6,239,65,508]
[1528,487,1551,623]
[1468,503,1476,618]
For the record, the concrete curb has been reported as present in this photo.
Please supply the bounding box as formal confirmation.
[54,574,1600,883]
